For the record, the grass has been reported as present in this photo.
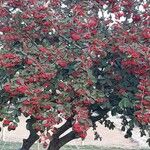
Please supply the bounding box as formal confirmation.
[0,141,149,150]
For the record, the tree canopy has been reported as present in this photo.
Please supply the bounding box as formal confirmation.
[0,0,149,150]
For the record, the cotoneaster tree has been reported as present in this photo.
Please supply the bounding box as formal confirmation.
[0,0,149,150]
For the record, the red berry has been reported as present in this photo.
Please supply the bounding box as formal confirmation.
[79,132,87,139]
[56,60,68,68]
[3,119,11,126]
[71,33,81,41]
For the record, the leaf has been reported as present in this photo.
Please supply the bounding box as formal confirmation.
[101,102,111,109]
[15,117,20,123]
[119,98,133,109]
[87,70,97,83]
[94,131,102,141]
[109,122,115,130]
[146,138,150,147]
[111,107,117,116]
[26,123,30,130]
[121,126,126,131]
[67,61,80,74]
[126,129,132,138]
[140,130,146,137]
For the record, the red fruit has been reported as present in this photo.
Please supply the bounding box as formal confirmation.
[43,105,52,110]
[3,53,16,59]
[95,98,107,103]
[83,99,92,106]
[37,6,47,11]
[71,71,81,77]
[88,18,98,28]
[56,99,63,104]
[118,11,124,18]
[34,88,43,93]
[79,132,87,139]
[16,85,28,94]
[58,82,66,89]
[23,100,30,105]
[142,30,150,39]
[72,4,84,16]
[76,89,87,96]
[71,33,81,41]
[132,15,141,22]
[43,21,52,27]
[135,93,144,99]
[135,104,141,109]
[25,58,33,65]
[43,123,50,127]
[91,29,97,35]
[3,119,11,126]
[31,101,38,105]
[3,84,11,92]
[142,116,149,124]
[118,88,126,95]
[143,4,149,9]
[39,47,48,53]
[141,100,150,106]
[86,79,94,86]
[8,124,16,130]
[73,123,83,133]
[83,33,91,39]
[56,60,68,68]
[137,85,145,91]
[40,73,55,80]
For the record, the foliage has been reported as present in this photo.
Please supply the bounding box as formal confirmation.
[0,0,149,149]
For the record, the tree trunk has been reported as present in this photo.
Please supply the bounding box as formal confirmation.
[47,137,60,150]
[19,116,39,150]
[47,117,73,150]
[47,131,77,150]
[19,134,39,150]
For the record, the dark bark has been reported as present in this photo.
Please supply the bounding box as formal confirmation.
[47,137,60,150]
[47,118,75,150]
[19,116,39,150]
[54,117,72,137]
[47,131,77,150]
[46,109,109,150]
[58,131,77,148]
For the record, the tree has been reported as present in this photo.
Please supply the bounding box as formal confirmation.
[0,0,149,150]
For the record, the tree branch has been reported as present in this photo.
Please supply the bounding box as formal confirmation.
[58,131,77,148]
[90,108,109,122]
[19,116,39,150]
[54,117,72,138]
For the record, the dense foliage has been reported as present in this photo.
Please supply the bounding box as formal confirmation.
[0,0,149,150]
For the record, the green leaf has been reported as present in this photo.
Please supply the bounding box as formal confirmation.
[101,102,111,109]
[87,70,97,83]
[119,98,133,109]
[67,61,80,74]
[14,109,21,115]
[26,123,30,130]
[111,107,117,116]
[15,117,20,123]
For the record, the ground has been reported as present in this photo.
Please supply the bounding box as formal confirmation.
[0,141,149,150]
